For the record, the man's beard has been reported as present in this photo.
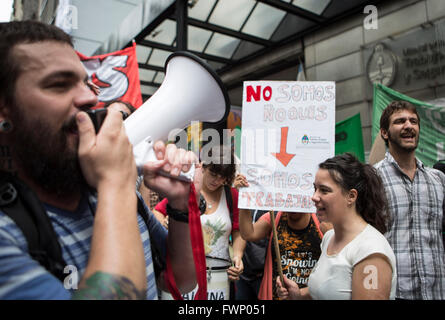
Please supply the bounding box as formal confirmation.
[9,109,86,196]
[387,129,419,152]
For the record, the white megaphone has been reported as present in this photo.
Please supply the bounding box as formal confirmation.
[124,51,230,181]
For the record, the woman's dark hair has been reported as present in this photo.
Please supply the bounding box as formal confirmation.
[319,153,388,234]
[0,21,73,108]
[201,145,236,186]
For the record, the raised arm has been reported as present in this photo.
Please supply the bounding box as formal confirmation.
[239,209,271,242]
[74,110,146,299]
[234,174,271,242]
[142,142,198,294]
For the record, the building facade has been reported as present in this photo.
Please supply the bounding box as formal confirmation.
[13,0,58,23]
[12,0,445,160]
[226,0,445,159]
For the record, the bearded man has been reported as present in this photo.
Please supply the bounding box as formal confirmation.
[375,100,445,300]
[0,21,197,299]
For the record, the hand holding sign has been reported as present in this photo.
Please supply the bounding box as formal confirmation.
[239,81,336,213]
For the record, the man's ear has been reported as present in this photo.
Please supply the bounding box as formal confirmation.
[0,100,13,133]
[380,128,388,141]
[0,107,8,123]
[0,97,10,120]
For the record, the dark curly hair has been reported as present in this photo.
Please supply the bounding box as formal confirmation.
[201,145,236,186]
[319,153,389,234]
[0,21,73,108]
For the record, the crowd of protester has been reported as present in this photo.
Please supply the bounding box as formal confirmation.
[0,20,443,300]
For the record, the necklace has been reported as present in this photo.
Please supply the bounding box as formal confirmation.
[202,188,222,210]
[205,196,219,210]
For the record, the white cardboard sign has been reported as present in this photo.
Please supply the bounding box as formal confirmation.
[239,81,336,213]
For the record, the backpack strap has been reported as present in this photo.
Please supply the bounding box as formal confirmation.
[0,172,66,281]
[0,171,168,285]
[223,185,233,223]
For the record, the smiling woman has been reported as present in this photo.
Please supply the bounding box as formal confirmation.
[314,153,389,234]
[276,153,397,300]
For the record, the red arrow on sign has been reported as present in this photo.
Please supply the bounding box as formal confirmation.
[272,127,295,167]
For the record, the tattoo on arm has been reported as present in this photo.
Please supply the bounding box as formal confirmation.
[72,272,146,300]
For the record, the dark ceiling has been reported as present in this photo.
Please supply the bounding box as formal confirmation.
[132,0,382,100]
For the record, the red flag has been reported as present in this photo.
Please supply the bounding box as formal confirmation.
[164,184,207,300]
[77,42,142,109]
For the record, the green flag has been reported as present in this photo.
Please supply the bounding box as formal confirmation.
[372,83,445,167]
[335,113,365,163]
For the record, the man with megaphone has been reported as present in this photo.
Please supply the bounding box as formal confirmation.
[0,21,198,299]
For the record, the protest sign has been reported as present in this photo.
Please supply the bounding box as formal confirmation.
[239,81,336,213]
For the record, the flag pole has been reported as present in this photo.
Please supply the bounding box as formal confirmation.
[270,210,284,284]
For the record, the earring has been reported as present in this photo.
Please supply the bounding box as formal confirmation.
[0,120,13,133]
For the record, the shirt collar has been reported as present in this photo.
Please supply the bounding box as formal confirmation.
[385,151,425,172]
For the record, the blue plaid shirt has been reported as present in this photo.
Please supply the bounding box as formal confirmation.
[375,152,445,299]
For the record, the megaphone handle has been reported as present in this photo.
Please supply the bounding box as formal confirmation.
[134,140,195,182]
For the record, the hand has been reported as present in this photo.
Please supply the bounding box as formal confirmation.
[233,174,249,190]
[193,163,203,194]
[161,216,169,229]
[142,141,198,212]
[227,256,244,281]
[276,276,301,300]
[76,110,136,190]
[87,80,101,96]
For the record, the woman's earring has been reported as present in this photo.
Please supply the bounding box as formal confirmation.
[0,120,13,133]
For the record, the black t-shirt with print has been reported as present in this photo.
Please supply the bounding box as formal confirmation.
[271,213,322,300]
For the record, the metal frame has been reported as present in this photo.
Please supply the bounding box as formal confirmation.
[135,0,386,99]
